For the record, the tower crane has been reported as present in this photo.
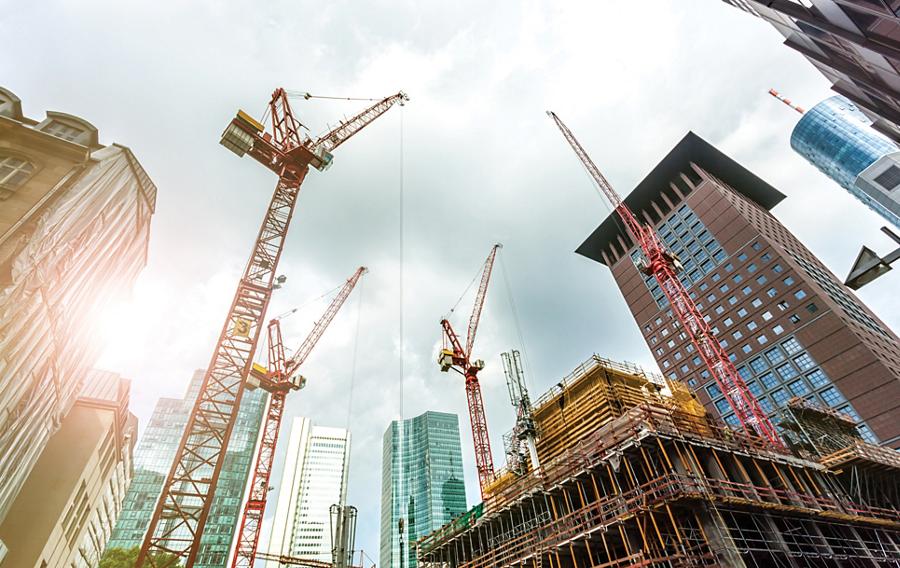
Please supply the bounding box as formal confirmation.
[137,89,407,568]
[501,350,540,476]
[438,244,502,497]
[546,111,784,449]
[231,267,367,568]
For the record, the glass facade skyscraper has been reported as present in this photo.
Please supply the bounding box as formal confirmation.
[105,370,267,567]
[380,411,467,568]
[790,95,900,230]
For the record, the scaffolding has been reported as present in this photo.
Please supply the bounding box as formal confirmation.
[418,356,900,568]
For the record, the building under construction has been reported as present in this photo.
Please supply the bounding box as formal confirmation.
[417,355,900,567]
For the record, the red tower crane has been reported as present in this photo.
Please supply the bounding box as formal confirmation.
[231,266,367,568]
[438,244,502,497]
[546,111,784,449]
[137,89,407,568]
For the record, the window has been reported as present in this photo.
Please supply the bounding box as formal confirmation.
[742,344,752,353]
[757,334,768,344]
[662,360,670,369]
[738,253,747,262]
[737,308,748,318]
[724,317,734,326]
[873,164,900,190]
[789,314,800,324]
[794,289,807,300]
[674,351,683,360]
[793,353,815,371]
[747,381,762,396]
[766,287,777,298]
[771,389,790,406]
[712,273,721,283]
[706,384,722,399]
[762,311,773,321]
[747,321,758,331]
[707,294,716,303]
[772,263,783,273]
[719,284,729,293]
[756,275,767,285]
[777,364,798,381]
[752,242,762,251]
[0,155,34,195]
[765,348,784,365]
[715,305,725,315]
[667,339,675,348]
[714,249,726,262]
[43,120,84,142]
[806,302,818,314]
[750,358,766,374]
[761,252,771,262]
[692,356,701,366]
[806,369,829,388]
[719,339,729,348]
[760,372,778,389]
[715,399,732,415]
[732,330,743,340]
[781,337,802,354]
[747,263,757,273]
[737,366,751,380]
[733,274,743,284]
[681,364,690,374]
[773,324,784,335]
[751,298,763,308]
[725,263,734,272]
[742,285,751,295]
[788,380,810,396]
[777,301,788,311]
[820,387,845,407]
[783,276,795,286]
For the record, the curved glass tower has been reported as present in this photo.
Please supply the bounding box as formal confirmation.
[790,95,900,229]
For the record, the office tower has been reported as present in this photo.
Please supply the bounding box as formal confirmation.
[0,85,156,529]
[577,132,900,447]
[105,370,267,567]
[721,0,900,144]
[788,94,900,229]
[380,411,467,568]
[265,417,351,566]
[0,370,137,566]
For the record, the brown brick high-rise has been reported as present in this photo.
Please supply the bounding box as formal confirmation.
[577,132,900,447]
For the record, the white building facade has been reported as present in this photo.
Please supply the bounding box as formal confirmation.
[265,417,350,566]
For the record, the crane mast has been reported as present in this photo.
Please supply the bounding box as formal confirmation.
[438,244,502,497]
[231,267,366,568]
[547,111,784,449]
[501,350,540,475]
[137,90,405,568]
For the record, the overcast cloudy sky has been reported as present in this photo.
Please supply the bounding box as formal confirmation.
[4,0,900,562]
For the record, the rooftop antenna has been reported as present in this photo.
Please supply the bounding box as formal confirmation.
[769,88,805,114]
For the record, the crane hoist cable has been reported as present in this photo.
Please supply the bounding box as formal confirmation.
[285,91,384,102]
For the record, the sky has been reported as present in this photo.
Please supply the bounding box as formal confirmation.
[3,0,900,564]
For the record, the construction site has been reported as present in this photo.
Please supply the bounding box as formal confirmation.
[416,354,900,567]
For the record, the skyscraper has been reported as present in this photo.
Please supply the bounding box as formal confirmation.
[788,94,900,230]
[380,411,467,568]
[265,417,351,566]
[0,85,156,531]
[105,370,267,567]
[721,0,900,144]
[577,132,900,447]
[0,370,137,566]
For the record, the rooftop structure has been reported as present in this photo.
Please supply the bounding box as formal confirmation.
[417,355,900,567]
[0,85,156,534]
[578,132,900,448]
